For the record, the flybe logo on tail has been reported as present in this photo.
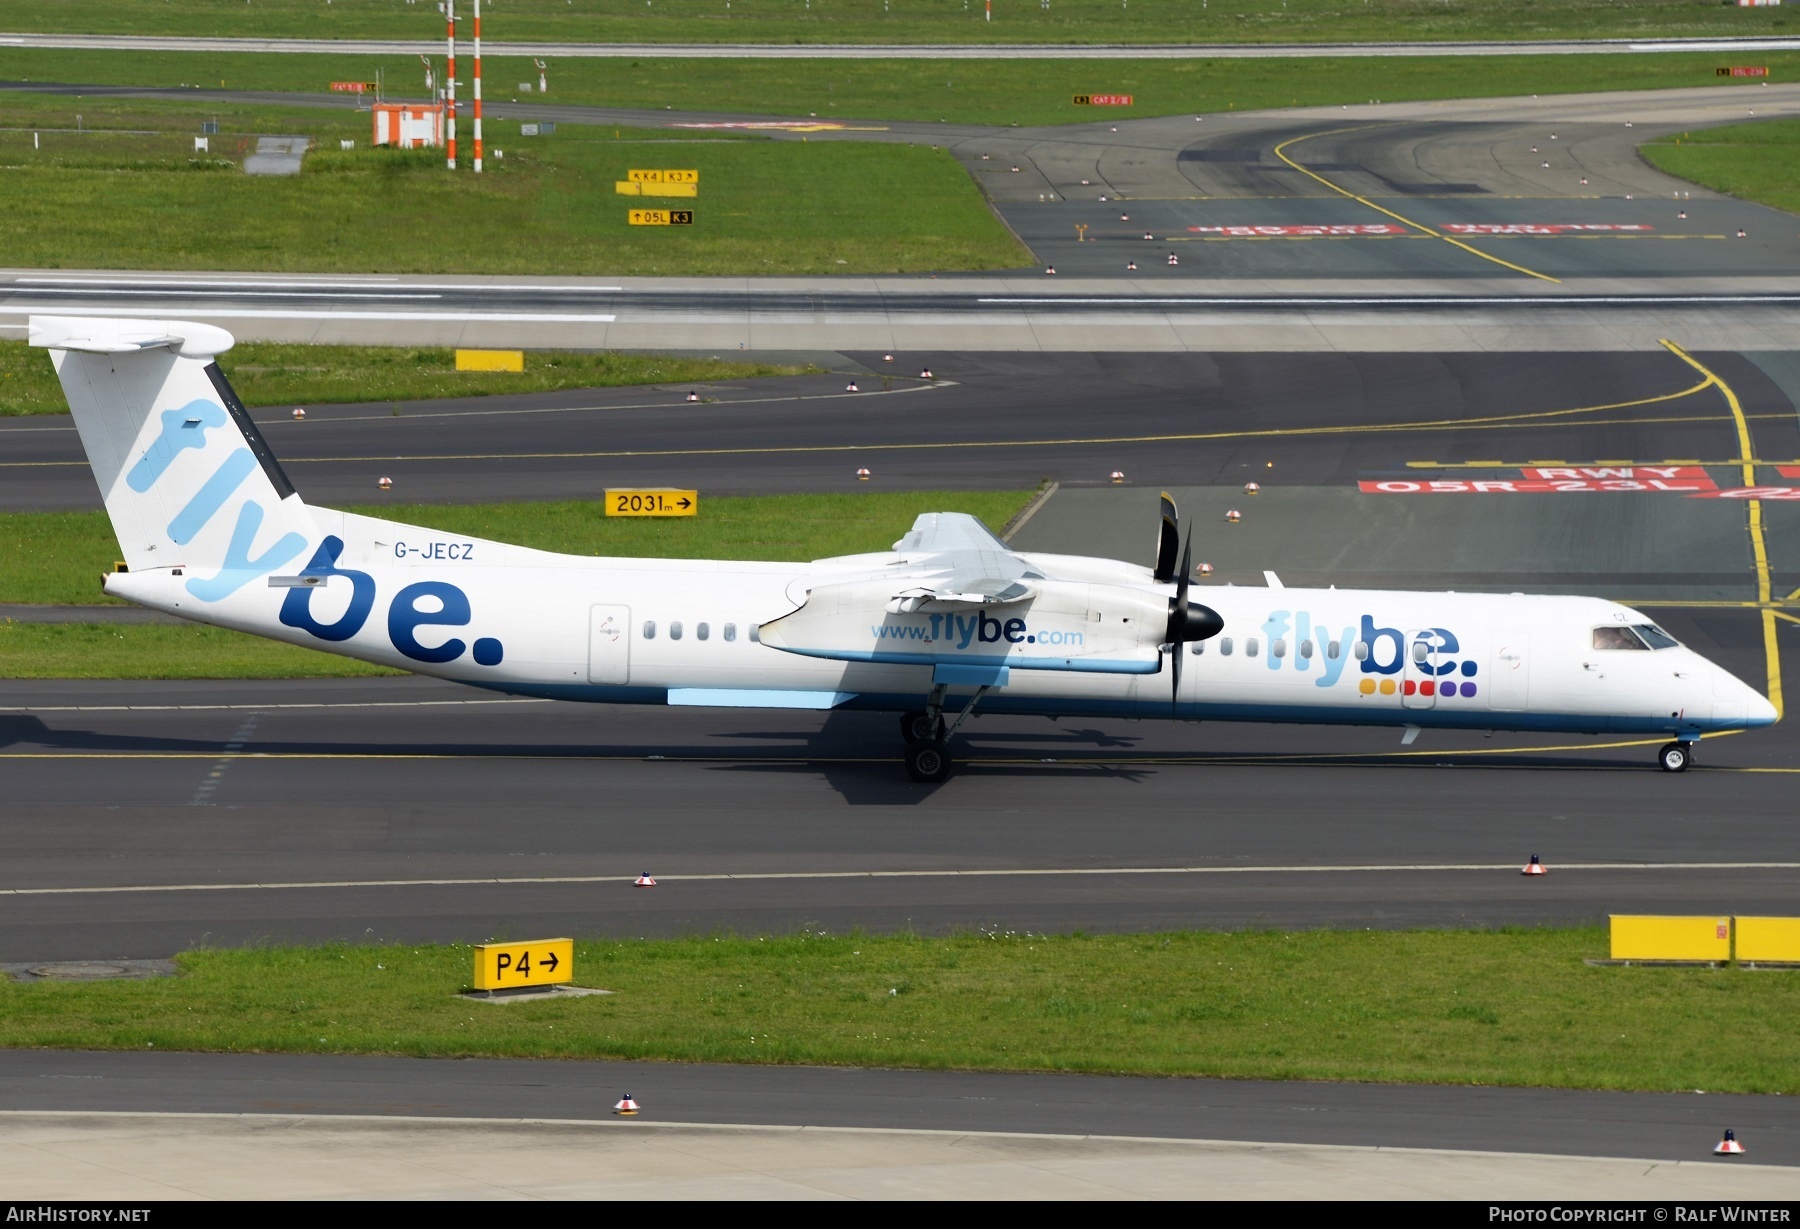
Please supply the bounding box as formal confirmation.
[129,398,306,601]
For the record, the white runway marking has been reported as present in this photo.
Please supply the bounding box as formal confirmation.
[15,277,624,292]
[3,862,1795,898]
[0,699,550,713]
[0,307,616,323]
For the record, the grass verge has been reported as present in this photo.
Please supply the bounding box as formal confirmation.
[0,93,1027,276]
[1,337,814,417]
[2,49,1794,128]
[8,0,1797,46]
[0,490,1033,676]
[2,928,1795,1094]
[1641,117,1800,216]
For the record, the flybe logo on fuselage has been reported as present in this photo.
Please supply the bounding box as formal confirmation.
[1257,611,1478,695]
[871,613,1085,650]
[279,536,506,667]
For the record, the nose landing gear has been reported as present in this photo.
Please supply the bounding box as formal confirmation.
[1657,741,1695,773]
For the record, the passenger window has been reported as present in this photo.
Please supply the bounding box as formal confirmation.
[1353,641,1368,661]
[1246,638,1260,658]
[748,625,761,644]
[1219,637,1233,656]
[1272,639,1287,659]
[1634,624,1678,650]
[724,623,737,643]
[1299,640,1313,659]
[1190,640,1205,655]
[1593,626,1648,651]
[670,621,684,641]
[1411,640,1429,663]
[697,622,710,641]
[1326,640,1340,661]
[642,620,656,640]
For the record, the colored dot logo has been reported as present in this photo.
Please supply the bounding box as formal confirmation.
[1360,677,1478,698]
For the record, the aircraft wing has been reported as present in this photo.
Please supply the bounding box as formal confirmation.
[882,512,1043,610]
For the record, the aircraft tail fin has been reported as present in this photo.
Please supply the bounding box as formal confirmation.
[31,316,315,604]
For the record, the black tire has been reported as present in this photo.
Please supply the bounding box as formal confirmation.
[900,710,942,744]
[905,739,952,784]
[1658,741,1691,773]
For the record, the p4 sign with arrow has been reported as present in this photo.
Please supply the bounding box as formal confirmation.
[473,939,575,990]
[606,489,698,517]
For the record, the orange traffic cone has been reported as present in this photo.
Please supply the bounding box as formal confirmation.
[1521,855,1546,876]
[615,1095,640,1116]
[1715,1129,1745,1155]
[635,872,657,887]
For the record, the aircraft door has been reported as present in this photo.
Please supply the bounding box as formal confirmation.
[1489,633,1529,711]
[1401,629,1438,709]
[587,604,631,685]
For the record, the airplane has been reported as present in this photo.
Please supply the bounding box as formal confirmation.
[33,314,1779,781]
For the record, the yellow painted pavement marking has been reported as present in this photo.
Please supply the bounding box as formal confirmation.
[1270,127,1560,283]
[1660,339,1785,720]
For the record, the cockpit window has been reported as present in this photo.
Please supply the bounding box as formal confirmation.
[1592,625,1649,651]
[1634,623,1679,650]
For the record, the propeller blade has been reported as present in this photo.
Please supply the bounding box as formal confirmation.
[1171,631,1183,713]
[1152,492,1180,583]
[1171,533,1191,712]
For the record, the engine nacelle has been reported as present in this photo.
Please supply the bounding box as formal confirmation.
[758,578,1175,674]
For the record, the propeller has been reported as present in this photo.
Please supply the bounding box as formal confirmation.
[1161,508,1224,711]
[1152,491,1180,583]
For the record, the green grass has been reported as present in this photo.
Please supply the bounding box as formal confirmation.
[2,929,1795,1094]
[1642,117,1800,216]
[0,93,1027,275]
[0,490,1032,676]
[9,0,1798,45]
[0,337,813,417]
[0,621,406,679]
[2,47,1794,128]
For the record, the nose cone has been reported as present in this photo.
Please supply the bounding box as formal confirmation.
[1714,668,1780,729]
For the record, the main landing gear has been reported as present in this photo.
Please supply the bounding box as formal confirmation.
[1658,741,1696,773]
[900,683,992,784]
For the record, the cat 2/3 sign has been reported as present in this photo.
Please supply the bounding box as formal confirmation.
[472,939,574,990]
[1073,94,1133,106]
[628,209,694,226]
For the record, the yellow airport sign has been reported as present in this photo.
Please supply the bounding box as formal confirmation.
[628,209,694,226]
[1609,915,1731,962]
[1736,916,1800,962]
[607,488,698,516]
[455,349,524,373]
[628,168,699,183]
[472,938,574,990]
[616,181,697,198]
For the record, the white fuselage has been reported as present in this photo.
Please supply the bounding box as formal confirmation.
[106,509,1777,740]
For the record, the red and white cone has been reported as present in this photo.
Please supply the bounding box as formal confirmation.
[686,391,699,402]
[1197,562,1213,577]
[291,407,306,420]
[856,467,871,480]
[1109,470,1126,484]
[615,1095,640,1116]
[634,872,657,887]
[1244,481,1261,495]
[1715,1129,1745,1155]
[1521,855,1546,876]
[1225,509,1241,523]
[883,354,893,362]
[846,381,859,392]
[377,476,393,491]
[919,368,933,379]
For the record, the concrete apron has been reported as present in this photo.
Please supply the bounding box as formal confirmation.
[1,1112,1794,1200]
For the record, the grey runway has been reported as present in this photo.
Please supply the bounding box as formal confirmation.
[1,674,1796,958]
[0,1049,1791,1168]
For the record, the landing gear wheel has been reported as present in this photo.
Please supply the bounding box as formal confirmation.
[900,710,943,744]
[905,739,952,784]
[1658,741,1692,773]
